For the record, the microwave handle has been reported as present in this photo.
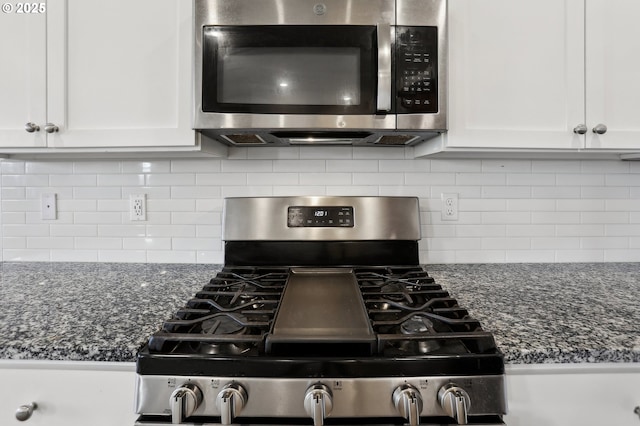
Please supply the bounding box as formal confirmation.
[376,22,392,113]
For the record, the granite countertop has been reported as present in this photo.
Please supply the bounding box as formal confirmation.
[0,262,638,365]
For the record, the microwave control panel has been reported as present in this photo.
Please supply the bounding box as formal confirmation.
[395,26,438,113]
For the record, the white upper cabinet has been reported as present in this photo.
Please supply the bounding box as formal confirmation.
[445,0,586,151]
[431,0,640,156]
[585,0,640,150]
[0,6,47,148]
[0,0,223,155]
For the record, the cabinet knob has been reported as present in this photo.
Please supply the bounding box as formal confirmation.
[572,124,587,135]
[592,124,607,134]
[25,122,40,133]
[44,123,59,133]
[634,406,640,419]
[15,402,37,421]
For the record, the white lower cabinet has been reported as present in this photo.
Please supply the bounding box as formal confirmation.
[0,361,137,426]
[505,364,640,426]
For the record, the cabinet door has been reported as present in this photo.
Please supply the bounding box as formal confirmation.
[585,0,640,150]
[0,362,137,426]
[46,0,195,148]
[447,0,585,150]
[0,6,47,148]
[505,367,640,426]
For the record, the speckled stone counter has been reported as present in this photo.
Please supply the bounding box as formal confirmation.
[0,262,638,364]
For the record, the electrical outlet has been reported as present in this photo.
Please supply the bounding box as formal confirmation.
[41,193,57,220]
[130,194,146,221]
[441,193,458,221]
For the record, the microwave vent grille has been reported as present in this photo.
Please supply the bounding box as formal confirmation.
[375,135,420,146]
[221,134,267,145]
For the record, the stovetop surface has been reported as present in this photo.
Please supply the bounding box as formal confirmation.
[137,265,503,377]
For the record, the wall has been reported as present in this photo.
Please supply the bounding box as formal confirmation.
[1,146,639,264]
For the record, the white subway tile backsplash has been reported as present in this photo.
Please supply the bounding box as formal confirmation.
[531,185,581,199]
[328,160,378,172]
[506,173,556,186]
[581,186,629,199]
[123,237,172,250]
[171,159,221,173]
[0,152,638,264]
[123,160,172,173]
[97,225,146,237]
[2,174,48,187]
[147,173,195,186]
[481,186,531,199]
[246,147,300,160]
[247,172,298,186]
[299,146,353,160]
[580,237,628,249]
[75,237,122,250]
[274,160,326,173]
[300,173,351,186]
[147,225,196,238]
[379,159,429,172]
[97,174,145,186]
[532,160,581,173]
[50,174,97,187]
[353,173,404,186]
[73,187,121,199]
[456,173,505,186]
[580,212,629,224]
[98,249,147,263]
[273,186,326,196]
[73,161,121,174]
[606,173,640,186]
[51,225,97,237]
[74,212,122,224]
[27,237,74,249]
[404,172,454,186]
[51,250,98,262]
[506,250,556,263]
[431,159,481,173]
[556,173,604,186]
[581,160,629,174]
[481,160,532,173]
[531,211,580,224]
[604,249,640,262]
[26,162,73,174]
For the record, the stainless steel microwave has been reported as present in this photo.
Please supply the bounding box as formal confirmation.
[193,0,447,146]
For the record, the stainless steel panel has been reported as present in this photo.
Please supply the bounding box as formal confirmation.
[193,113,397,131]
[195,0,394,26]
[135,374,506,418]
[222,196,421,241]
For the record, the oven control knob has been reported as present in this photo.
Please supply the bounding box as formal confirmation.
[216,382,248,425]
[304,384,333,426]
[169,383,203,424]
[393,384,423,426]
[438,383,471,425]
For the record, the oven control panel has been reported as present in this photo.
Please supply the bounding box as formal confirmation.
[287,206,354,228]
[135,375,506,422]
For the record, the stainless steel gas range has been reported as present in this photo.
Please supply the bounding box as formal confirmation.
[134,196,506,426]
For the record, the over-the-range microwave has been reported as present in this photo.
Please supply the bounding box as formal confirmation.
[193,0,447,147]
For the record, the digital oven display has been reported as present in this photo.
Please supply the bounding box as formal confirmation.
[287,206,354,227]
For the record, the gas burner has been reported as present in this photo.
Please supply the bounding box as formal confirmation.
[200,315,248,335]
[401,315,436,335]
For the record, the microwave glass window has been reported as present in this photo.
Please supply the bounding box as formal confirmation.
[202,26,376,114]
[217,47,361,106]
